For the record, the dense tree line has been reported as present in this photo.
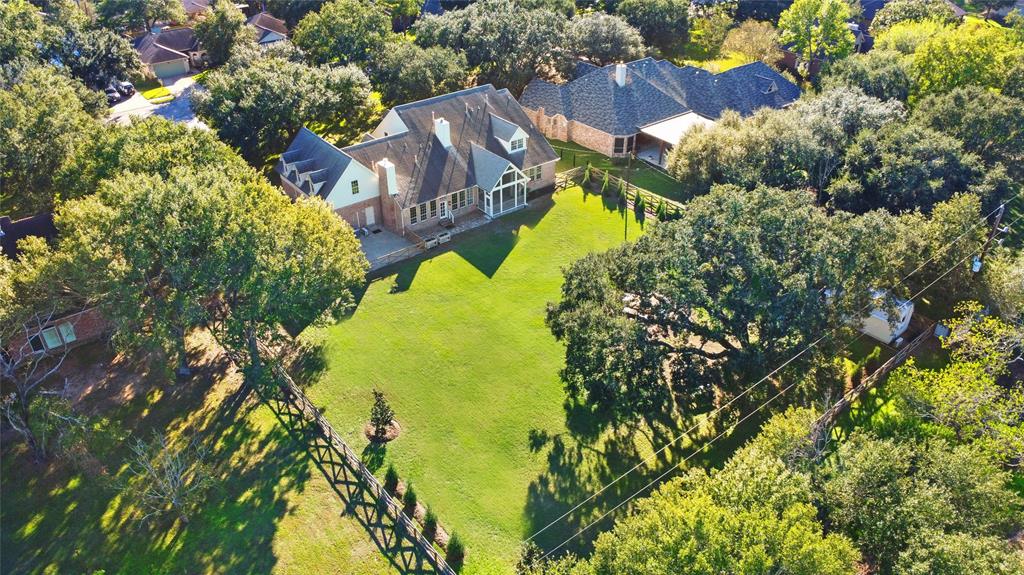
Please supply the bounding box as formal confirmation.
[2,69,367,460]
[526,309,1024,574]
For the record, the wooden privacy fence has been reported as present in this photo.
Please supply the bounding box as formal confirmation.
[557,166,686,218]
[810,324,936,451]
[250,347,456,575]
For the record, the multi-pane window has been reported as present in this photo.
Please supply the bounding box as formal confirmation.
[27,321,77,354]
[351,180,360,195]
[429,200,437,218]
[510,138,525,151]
[449,189,472,209]
[419,204,428,222]
[613,135,635,155]
[409,206,419,224]
[524,166,543,182]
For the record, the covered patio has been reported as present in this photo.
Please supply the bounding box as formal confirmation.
[637,112,716,168]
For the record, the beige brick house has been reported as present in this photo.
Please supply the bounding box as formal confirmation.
[276,85,558,239]
[520,58,801,167]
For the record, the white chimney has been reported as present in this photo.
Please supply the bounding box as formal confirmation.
[434,117,452,148]
[377,158,398,197]
[615,63,627,87]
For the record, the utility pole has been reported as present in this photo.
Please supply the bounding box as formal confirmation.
[973,203,1006,273]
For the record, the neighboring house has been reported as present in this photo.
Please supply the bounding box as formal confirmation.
[276,85,558,239]
[0,215,108,356]
[181,0,210,18]
[246,12,288,45]
[133,27,205,79]
[520,58,801,167]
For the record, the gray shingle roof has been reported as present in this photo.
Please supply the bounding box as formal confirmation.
[520,58,802,136]
[132,27,199,64]
[470,144,512,192]
[340,84,558,208]
[246,12,288,38]
[489,113,521,142]
[275,128,353,198]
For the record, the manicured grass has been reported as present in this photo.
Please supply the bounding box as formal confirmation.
[141,84,173,103]
[302,188,768,573]
[0,336,395,575]
[549,139,691,203]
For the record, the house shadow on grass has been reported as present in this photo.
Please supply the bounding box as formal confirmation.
[371,190,559,294]
[0,336,310,575]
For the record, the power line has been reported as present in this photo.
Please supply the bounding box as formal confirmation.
[524,192,1022,551]
[535,213,1021,561]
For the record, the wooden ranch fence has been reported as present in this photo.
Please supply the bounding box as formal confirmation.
[557,166,686,218]
[248,345,457,575]
[810,324,936,451]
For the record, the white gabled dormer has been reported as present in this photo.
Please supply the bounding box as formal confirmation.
[371,108,410,139]
[490,113,528,154]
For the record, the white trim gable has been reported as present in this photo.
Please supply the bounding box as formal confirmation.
[497,127,529,154]
[371,109,410,139]
[324,160,379,210]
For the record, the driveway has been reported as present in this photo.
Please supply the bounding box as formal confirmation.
[108,73,208,129]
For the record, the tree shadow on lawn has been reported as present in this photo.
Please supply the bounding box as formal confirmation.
[522,394,760,558]
[1,338,311,575]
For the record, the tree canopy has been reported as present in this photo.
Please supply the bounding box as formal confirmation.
[546,185,895,422]
[193,56,377,166]
[550,408,859,575]
[97,0,185,32]
[722,19,783,65]
[616,0,689,53]
[822,50,915,102]
[194,0,252,67]
[413,0,569,94]
[370,41,469,106]
[291,0,392,65]
[778,0,855,63]
[871,0,958,34]
[912,20,1024,99]
[566,12,645,67]
[0,65,104,218]
[822,433,1021,573]
[912,86,1024,178]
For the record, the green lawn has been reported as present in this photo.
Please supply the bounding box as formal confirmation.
[0,336,396,575]
[301,187,760,574]
[549,139,691,203]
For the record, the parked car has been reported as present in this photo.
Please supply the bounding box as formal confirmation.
[104,87,121,106]
[112,80,135,97]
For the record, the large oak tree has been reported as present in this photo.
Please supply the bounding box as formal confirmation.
[546,185,896,423]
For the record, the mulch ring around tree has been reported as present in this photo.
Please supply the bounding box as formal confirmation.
[364,419,401,443]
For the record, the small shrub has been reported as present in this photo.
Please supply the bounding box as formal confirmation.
[600,171,610,195]
[370,389,394,439]
[403,482,417,509]
[446,532,465,563]
[656,199,668,219]
[582,162,592,183]
[384,464,399,493]
[634,194,646,212]
[423,507,438,538]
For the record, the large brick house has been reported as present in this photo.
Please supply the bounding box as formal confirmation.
[276,85,558,237]
[519,58,801,167]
